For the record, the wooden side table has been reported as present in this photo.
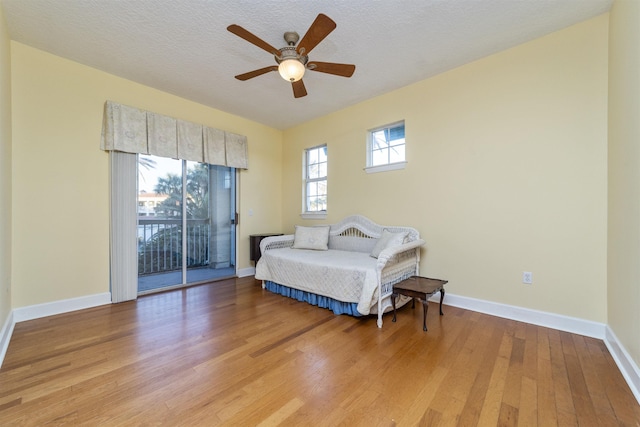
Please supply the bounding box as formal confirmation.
[249,233,283,263]
[392,276,447,331]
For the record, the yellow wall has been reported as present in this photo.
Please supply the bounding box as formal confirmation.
[0,6,11,324]
[5,12,625,331]
[283,15,609,322]
[10,42,282,308]
[608,0,640,368]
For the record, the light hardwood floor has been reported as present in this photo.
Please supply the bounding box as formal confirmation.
[1,277,639,426]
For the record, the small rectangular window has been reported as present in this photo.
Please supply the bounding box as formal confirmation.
[366,121,406,173]
[303,145,327,215]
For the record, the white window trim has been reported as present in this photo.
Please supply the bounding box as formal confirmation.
[366,120,406,171]
[300,212,328,220]
[302,144,328,217]
[364,161,407,174]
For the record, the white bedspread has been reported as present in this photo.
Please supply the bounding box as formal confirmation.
[255,248,379,315]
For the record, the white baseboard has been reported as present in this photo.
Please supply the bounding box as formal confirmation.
[12,292,112,323]
[430,292,606,338]
[0,310,15,368]
[237,267,255,278]
[0,292,111,368]
[604,326,640,405]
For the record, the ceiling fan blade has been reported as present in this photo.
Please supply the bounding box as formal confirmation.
[227,24,280,55]
[307,61,356,78]
[235,66,278,81]
[296,14,336,55]
[292,80,307,98]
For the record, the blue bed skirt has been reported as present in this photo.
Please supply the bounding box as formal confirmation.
[264,281,363,317]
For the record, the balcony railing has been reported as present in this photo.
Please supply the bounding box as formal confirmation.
[138,218,210,275]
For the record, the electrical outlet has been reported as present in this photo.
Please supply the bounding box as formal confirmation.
[523,272,533,284]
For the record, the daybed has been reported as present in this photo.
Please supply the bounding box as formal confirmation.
[255,215,426,328]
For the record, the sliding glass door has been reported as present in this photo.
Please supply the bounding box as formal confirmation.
[185,161,236,284]
[137,154,236,293]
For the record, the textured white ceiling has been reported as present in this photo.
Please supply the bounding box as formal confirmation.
[1,0,612,130]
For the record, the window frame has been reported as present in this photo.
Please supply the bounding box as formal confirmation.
[301,144,328,220]
[365,120,407,174]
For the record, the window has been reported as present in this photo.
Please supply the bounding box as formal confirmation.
[366,121,406,173]
[303,145,327,218]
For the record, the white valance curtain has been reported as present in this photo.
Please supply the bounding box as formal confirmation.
[100,100,248,169]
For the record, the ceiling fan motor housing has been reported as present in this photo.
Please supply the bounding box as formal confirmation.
[283,31,299,46]
[275,46,308,66]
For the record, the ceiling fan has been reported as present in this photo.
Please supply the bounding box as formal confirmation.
[227,13,356,98]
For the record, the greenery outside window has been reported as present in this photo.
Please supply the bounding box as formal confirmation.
[302,144,327,219]
[366,121,406,173]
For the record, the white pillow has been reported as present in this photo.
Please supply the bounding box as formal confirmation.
[370,229,408,258]
[292,225,330,250]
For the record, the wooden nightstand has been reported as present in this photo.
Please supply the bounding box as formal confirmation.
[249,233,283,263]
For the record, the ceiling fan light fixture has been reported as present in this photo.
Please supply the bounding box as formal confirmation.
[278,58,305,82]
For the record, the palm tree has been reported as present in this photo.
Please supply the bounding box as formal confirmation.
[154,174,183,217]
[138,155,157,171]
[186,163,209,219]
[154,164,210,218]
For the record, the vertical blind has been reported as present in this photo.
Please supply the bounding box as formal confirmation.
[109,151,138,303]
